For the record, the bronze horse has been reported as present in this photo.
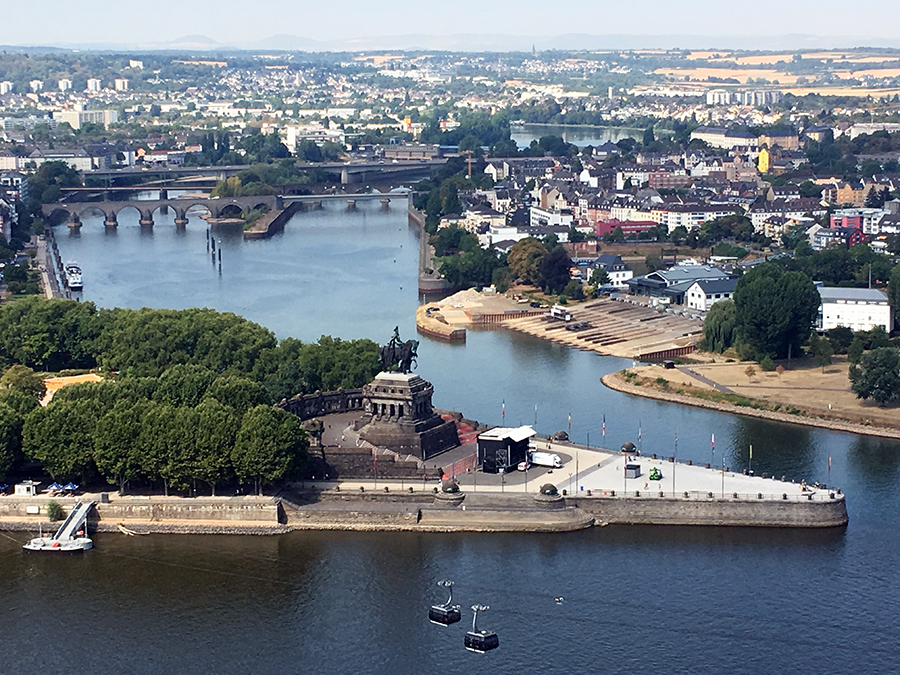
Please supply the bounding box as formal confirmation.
[379,327,418,373]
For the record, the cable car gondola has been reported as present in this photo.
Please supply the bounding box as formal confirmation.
[429,580,461,626]
[464,604,499,653]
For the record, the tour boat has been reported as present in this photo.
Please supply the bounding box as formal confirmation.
[64,262,83,291]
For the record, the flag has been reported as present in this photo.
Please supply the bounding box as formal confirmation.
[828,455,832,469]
[602,415,606,437]
[374,453,378,475]
[638,422,642,443]
[711,433,715,453]
[502,399,505,420]
[568,412,571,430]
[749,444,753,459]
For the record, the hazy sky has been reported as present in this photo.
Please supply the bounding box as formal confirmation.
[6,0,900,47]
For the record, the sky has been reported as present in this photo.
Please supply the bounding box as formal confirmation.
[5,0,900,49]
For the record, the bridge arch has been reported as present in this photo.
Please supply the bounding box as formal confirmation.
[77,205,109,221]
[218,203,244,219]
[45,207,71,226]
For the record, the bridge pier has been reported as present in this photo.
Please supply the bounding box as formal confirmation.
[380,198,391,211]
[139,210,154,228]
[347,199,357,211]
[341,168,349,185]
[174,210,189,227]
[104,213,118,228]
[67,215,81,229]
[310,200,323,210]
[159,190,169,214]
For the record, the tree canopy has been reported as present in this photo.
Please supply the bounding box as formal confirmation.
[849,347,900,407]
[733,263,820,359]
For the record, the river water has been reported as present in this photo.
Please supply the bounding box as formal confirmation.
[4,200,898,673]
[511,123,650,148]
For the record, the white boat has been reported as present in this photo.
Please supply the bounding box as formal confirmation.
[64,262,83,291]
[23,501,95,554]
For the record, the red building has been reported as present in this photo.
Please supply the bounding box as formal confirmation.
[594,219,658,237]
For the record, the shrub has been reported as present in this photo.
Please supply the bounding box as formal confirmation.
[46,500,64,521]
[759,355,775,371]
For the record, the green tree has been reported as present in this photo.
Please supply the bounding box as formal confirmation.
[888,263,900,329]
[23,400,100,481]
[826,326,854,354]
[0,364,46,401]
[0,402,24,479]
[232,405,307,494]
[191,398,238,495]
[539,247,573,295]
[562,280,585,301]
[733,264,820,359]
[93,401,145,493]
[589,268,610,286]
[849,346,900,406]
[848,336,865,365]
[507,238,548,285]
[700,299,736,353]
[812,335,834,372]
[152,364,217,407]
[202,375,271,415]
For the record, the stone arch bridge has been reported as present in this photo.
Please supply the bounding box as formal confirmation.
[42,195,281,228]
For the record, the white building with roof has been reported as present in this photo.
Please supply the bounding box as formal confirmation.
[817,287,893,332]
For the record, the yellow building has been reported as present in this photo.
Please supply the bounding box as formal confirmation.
[757,147,770,173]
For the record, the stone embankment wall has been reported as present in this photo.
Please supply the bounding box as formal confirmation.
[569,494,848,528]
[0,497,282,529]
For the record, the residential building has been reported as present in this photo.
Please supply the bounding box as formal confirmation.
[114,78,129,91]
[0,81,12,95]
[58,79,72,92]
[685,277,738,312]
[627,265,731,303]
[817,287,893,332]
[594,218,657,238]
[589,254,633,288]
[29,79,43,92]
[52,109,119,130]
[86,78,102,92]
[812,225,865,250]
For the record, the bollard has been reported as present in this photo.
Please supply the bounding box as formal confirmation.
[652,453,657,459]
[782,493,788,500]
[705,463,710,469]
[587,490,592,496]
[758,493,763,499]
[762,472,768,479]
[635,490,640,497]
[409,487,414,493]
[360,486,365,492]
[658,491,664,498]
[384,486,389,493]
[687,459,692,465]
[610,490,616,497]
[562,489,567,496]
[683,491,689,498]
[708,492,713,498]
[669,456,674,462]
[433,487,438,493]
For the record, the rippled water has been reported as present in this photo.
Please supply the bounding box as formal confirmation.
[5,200,895,673]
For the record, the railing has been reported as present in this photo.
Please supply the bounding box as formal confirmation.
[570,488,843,503]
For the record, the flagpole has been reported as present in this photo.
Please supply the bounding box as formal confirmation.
[673,431,677,496]
[749,444,753,475]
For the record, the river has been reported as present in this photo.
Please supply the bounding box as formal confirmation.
[511,123,659,148]
[5,200,897,673]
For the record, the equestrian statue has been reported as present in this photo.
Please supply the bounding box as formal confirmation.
[379,327,419,374]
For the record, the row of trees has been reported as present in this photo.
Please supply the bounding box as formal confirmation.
[0,299,384,485]
[17,369,307,493]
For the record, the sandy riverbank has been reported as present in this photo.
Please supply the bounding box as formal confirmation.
[602,367,900,440]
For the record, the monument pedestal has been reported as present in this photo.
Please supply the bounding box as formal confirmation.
[355,372,459,460]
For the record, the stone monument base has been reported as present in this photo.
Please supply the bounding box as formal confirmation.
[355,372,460,460]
